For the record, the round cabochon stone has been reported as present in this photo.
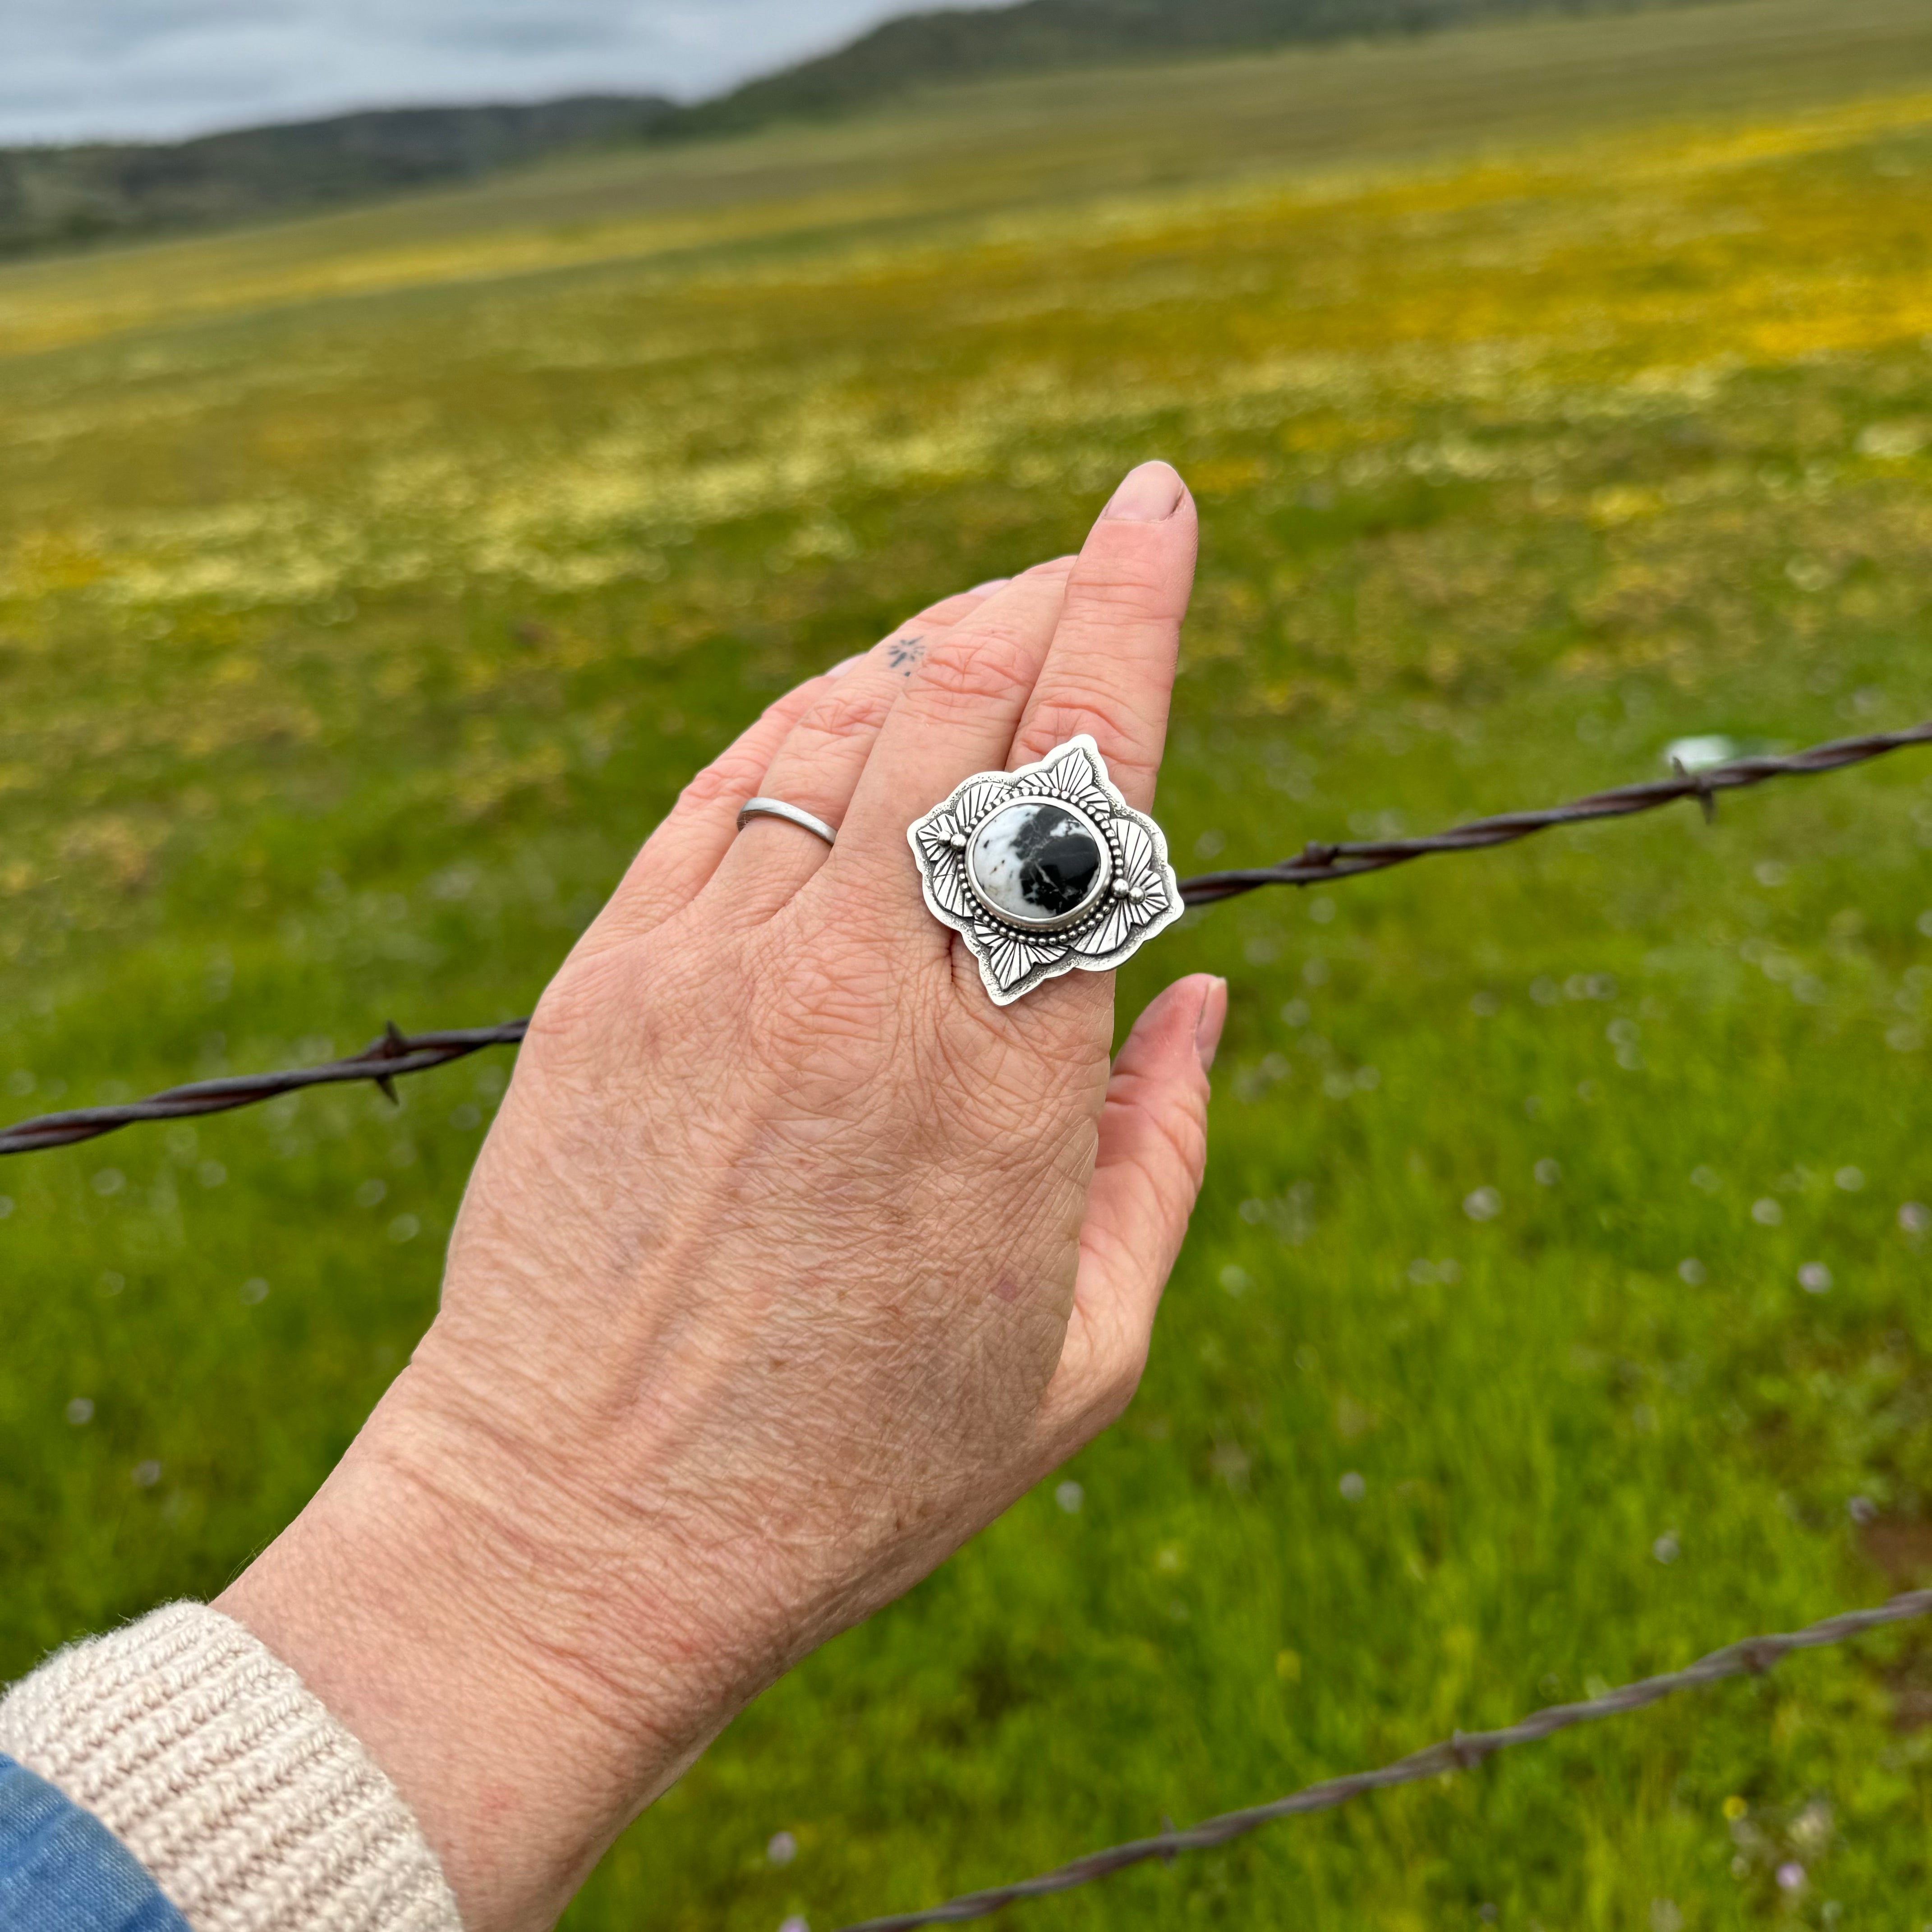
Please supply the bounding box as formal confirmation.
[967,800,1109,927]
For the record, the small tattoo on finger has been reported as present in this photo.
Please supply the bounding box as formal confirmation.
[888,635,926,675]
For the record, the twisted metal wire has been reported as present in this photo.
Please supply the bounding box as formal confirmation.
[1179,719,1932,902]
[836,1590,1932,1931]
[5,721,1928,1159]
[0,1024,529,1155]
[8,727,1931,1921]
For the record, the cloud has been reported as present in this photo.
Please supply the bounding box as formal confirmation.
[0,0,1011,146]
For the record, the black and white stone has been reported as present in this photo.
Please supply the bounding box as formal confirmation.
[966,800,1111,929]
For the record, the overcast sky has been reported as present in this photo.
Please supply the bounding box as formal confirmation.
[0,0,1009,147]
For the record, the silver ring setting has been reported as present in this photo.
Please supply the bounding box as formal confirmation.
[907,735,1182,1004]
[737,797,837,847]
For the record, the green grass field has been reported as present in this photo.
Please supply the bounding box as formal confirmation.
[7,0,1932,1924]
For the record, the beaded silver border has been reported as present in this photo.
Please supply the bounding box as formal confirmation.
[906,735,1183,1004]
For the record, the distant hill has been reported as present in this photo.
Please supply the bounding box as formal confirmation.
[0,97,673,259]
[665,0,1695,135]
[0,0,1720,260]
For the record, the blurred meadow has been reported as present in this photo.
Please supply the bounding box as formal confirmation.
[7,0,1932,1923]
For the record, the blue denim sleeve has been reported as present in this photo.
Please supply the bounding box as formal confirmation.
[0,1754,189,1932]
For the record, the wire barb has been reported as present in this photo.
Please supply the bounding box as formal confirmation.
[371,1021,411,1105]
[4,720,1929,1159]
[1671,755,1717,825]
[0,1024,529,1156]
[833,1590,1932,1930]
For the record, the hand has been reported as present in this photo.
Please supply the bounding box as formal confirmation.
[216,462,1224,1931]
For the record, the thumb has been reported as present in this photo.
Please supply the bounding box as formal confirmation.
[1040,972,1226,1447]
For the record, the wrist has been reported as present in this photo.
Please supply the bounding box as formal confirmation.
[213,1358,740,1932]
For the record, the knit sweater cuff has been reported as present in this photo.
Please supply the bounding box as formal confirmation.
[0,1603,463,1932]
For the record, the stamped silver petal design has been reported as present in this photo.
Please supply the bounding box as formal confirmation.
[915,814,975,916]
[1071,900,1136,957]
[925,852,975,918]
[1112,817,1170,927]
[950,777,1011,828]
[1036,744,1110,814]
[975,919,1061,993]
[915,835,959,879]
[1115,814,1154,881]
[914,814,959,867]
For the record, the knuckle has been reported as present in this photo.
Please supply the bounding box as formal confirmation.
[526,949,632,1058]
[675,758,744,813]
[911,624,1035,713]
[1017,692,1150,765]
[1070,554,1178,611]
[793,686,895,749]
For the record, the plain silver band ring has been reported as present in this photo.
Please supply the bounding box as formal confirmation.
[736,797,837,847]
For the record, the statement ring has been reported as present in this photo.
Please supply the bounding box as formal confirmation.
[737,797,838,847]
[907,735,1182,1004]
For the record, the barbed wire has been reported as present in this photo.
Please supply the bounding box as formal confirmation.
[9,731,1931,1925]
[0,1024,529,1156]
[835,1589,1932,1931]
[1179,719,1932,902]
[5,720,1928,1159]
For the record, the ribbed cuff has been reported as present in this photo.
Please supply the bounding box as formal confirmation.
[0,1603,462,1932]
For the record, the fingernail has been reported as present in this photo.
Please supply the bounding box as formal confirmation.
[967,576,1011,594]
[1194,977,1228,1073]
[825,651,868,679]
[1103,460,1185,522]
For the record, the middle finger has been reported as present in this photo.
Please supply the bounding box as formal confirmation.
[707,574,1041,924]
[826,468,1192,949]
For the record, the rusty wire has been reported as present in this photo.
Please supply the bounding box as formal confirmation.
[6,729,1931,1922]
[836,1589,1932,1931]
[5,720,1929,1159]
[1179,719,1932,902]
[0,1024,529,1156]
